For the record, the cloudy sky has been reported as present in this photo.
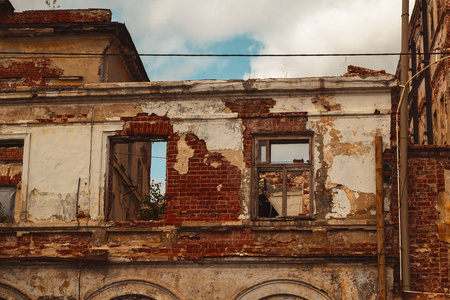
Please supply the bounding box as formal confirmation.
[12,0,416,81]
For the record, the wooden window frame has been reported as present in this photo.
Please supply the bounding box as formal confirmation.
[251,134,314,220]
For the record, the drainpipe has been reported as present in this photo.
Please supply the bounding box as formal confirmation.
[400,0,411,291]
[376,136,386,300]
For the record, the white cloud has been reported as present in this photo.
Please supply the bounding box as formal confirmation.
[12,0,417,80]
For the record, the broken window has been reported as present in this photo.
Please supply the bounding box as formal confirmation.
[253,136,312,219]
[0,186,16,222]
[0,140,24,223]
[106,137,167,221]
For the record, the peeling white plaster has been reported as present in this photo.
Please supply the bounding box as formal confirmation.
[173,120,243,151]
[306,114,390,219]
[142,99,236,119]
[25,125,92,222]
[331,116,391,145]
[270,92,392,115]
[174,133,194,175]
[326,189,351,219]
[239,167,251,220]
[174,120,245,170]
[329,153,375,194]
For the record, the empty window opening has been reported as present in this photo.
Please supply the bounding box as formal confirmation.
[0,186,16,222]
[254,137,312,219]
[0,140,23,223]
[106,137,167,221]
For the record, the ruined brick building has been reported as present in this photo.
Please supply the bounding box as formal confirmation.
[0,0,448,299]
[395,0,450,298]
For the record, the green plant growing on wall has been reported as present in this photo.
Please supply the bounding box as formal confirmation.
[137,181,166,221]
[0,202,12,223]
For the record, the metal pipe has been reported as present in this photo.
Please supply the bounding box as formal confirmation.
[76,177,81,228]
[376,136,386,300]
[400,0,411,291]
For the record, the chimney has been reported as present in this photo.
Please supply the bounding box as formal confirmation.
[0,0,14,14]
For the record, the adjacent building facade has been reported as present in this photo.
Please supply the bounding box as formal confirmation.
[400,0,450,298]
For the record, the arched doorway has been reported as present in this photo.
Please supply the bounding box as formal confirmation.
[111,295,155,300]
[261,295,306,300]
[0,282,31,300]
[234,279,333,300]
[85,280,181,300]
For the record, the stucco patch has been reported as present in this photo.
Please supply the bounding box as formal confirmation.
[311,95,341,113]
[326,189,351,219]
[436,170,450,243]
[174,133,194,175]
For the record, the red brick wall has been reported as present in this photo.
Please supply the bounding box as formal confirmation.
[0,110,381,263]
[111,113,242,225]
[407,146,450,294]
[223,98,308,168]
[0,9,111,24]
[0,228,379,262]
[0,59,64,87]
[165,133,242,225]
[0,146,23,163]
[0,145,23,185]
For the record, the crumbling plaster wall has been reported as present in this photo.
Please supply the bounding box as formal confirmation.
[0,37,112,86]
[0,122,123,222]
[271,91,392,220]
[0,78,394,224]
[0,262,394,300]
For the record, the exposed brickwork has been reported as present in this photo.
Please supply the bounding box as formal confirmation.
[0,146,23,163]
[0,145,23,186]
[224,97,308,168]
[165,134,242,226]
[0,228,379,262]
[0,9,111,24]
[36,114,88,124]
[242,116,308,168]
[407,146,450,294]
[223,98,276,118]
[0,59,64,87]
[343,65,389,77]
[108,113,242,225]
[117,114,172,136]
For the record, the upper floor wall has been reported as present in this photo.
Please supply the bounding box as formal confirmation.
[0,1,149,87]
[0,76,396,227]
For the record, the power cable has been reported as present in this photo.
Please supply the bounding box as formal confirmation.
[0,51,449,58]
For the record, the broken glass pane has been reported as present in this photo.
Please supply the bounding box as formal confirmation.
[0,186,16,222]
[258,171,282,217]
[270,141,309,163]
[259,141,267,163]
[286,170,310,216]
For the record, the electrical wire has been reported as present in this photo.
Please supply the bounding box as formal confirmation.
[0,51,449,58]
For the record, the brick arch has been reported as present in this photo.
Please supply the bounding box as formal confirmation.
[111,295,155,300]
[85,280,183,300]
[234,279,333,300]
[0,282,31,300]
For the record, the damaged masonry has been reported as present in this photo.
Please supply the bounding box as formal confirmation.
[2,0,450,299]
[0,73,398,299]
